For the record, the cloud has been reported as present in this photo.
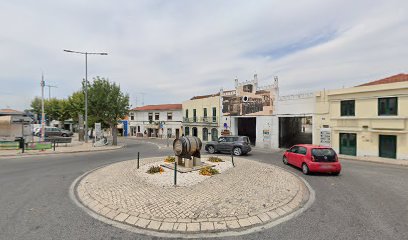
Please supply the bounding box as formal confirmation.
[0,0,407,110]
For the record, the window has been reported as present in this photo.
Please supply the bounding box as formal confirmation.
[298,147,307,155]
[185,109,189,118]
[203,108,207,121]
[137,126,140,132]
[212,107,217,122]
[185,127,190,136]
[193,109,197,122]
[167,112,172,120]
[378,97,398,116]
[155,113,160,120]
[289,146,299,153]
[341,100,355,116]
[130,112,135,120]
[148,113,153,121]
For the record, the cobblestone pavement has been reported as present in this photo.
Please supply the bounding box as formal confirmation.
[76,156,309,235]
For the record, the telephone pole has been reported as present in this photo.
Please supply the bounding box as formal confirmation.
[45,84,57,99]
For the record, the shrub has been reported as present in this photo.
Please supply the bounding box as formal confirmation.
[199,166,219,176]
[208,156,224,162]
[147,165,164,174]
[164,156,176,163]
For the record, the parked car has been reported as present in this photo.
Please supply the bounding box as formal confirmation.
[205,136,252,156]
[36,127,73,137]
[283,144,341,175]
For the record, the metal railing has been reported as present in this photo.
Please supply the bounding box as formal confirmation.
[183,117,218,124]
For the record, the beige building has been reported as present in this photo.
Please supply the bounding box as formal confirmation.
[182,94,221,141]
[314,74,408,160]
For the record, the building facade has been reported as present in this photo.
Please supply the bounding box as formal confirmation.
[128,104,182,138]
[314,74,408,160]
[220,74,279,147]
[182,94,221,141]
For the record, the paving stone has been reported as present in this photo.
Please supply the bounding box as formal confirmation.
[247,216,262,225]
[114,213,130,222]
[238,218,252,227]
[186,222,200,232]
[177,218,191,223]
[146,220,162,230]
[174,222,187,232]
[281,205,293,212]
[275,208,287,216]
[225,220,240,229]
[134,218,150,228]
[99,207,111,215]
[213,221,227,230]
[160,222,175,231]
[105,210,120,219]
[125,216,139,225]
[266,210,280,220]
[257,212,271,222]
[200,222,215,231]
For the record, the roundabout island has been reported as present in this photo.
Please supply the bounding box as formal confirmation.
[72,154,313,238]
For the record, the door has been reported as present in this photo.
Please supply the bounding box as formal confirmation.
[286,146,299,165]
[202,128,208,141]
[217,137,229,152]
[175,129,180,139]
[379,135,397,159]
[339,133,357,156]
[192,127,198,137]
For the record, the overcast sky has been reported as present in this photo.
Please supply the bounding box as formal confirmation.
[1,0,407,110]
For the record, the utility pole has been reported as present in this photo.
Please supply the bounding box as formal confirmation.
[64,49,108,143]
[45,84,57,99]
[41,74,45,141]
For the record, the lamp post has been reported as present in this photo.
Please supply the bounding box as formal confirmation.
[63,49,108,143]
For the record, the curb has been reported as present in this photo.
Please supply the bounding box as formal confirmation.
[339,155,408,167]
[69,157,315,238]
[0,145,125,159]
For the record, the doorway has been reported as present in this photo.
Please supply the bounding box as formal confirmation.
[379,135,396,159]
[237,117,256,145]
[339,133,357,156]
[192,127,198,137]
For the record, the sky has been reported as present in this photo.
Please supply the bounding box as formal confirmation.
[0,0,407,111]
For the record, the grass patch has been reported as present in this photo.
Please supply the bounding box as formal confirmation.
[199,166,219,176]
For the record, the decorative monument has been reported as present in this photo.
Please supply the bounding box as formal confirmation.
[172,136,202,168]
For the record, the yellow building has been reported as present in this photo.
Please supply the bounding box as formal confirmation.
[314,74,408,160]
[182,93,221,141]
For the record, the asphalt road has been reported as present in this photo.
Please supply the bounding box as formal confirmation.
[0,138,407,240]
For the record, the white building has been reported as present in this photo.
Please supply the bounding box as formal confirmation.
[128,104,182,138]
[271,92,316,149]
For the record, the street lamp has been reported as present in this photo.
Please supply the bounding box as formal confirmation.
[63,49,108,143]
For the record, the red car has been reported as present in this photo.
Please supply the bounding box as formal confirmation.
[283,144,341,175]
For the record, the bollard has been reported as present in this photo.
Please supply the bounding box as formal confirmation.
[231,150,235,167]
[137,152,140,169]
[174,162,177,186]
[21,138,25,153]
[53,141,56,151]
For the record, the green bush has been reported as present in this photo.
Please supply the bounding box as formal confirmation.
[199,166,219,176]
[208,156,224,162]
[147,165,164,174]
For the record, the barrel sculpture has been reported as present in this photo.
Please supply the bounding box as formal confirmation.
[173,136,202,168]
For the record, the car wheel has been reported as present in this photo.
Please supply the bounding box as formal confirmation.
[233,147,242,156]
[302,163,310,175]
[332,171,340,176]
[62,133,68,137]
[283,156,288,165]
[207,145,215,154]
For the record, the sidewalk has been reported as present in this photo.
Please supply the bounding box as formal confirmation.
[0,141,124,158]
[339,154,408,167]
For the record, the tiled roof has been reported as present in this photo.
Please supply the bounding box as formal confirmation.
[190,93,220,100]
[358,73,408,87]
[0,108,24,115]
[132,104,182,111]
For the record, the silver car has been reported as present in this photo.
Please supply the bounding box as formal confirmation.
[205,136,252,156]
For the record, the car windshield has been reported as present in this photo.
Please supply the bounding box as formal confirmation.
[312,148,336,157]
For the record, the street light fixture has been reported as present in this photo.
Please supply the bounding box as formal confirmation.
[63,49,108,143]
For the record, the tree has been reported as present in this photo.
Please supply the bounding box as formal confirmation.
[30,97,42,118]
[87,77,129,145]
[66,91,85,121]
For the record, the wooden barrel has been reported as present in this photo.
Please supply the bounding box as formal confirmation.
[173,136,202,157]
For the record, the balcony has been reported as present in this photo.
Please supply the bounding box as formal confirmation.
[183,117,218,125]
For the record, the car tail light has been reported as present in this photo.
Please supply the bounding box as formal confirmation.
[311,156,315,162]
[335,155,338,162]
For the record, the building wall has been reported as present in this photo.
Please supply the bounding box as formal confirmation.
[128,109,182,138]
[182,96,222,141]
[314,81,408,160]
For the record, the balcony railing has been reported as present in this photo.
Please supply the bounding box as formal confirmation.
[183,117,218,124]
